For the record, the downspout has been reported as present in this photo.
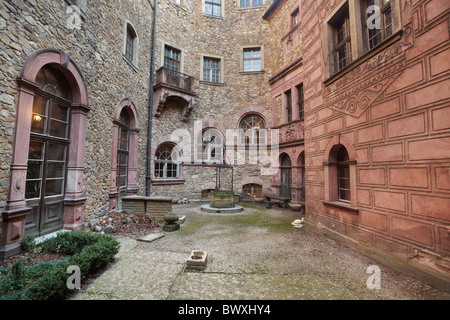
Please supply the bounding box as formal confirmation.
[146,0,158,196]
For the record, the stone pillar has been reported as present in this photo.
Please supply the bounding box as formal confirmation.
[63,103,90,231]
[127,128,140,196]
[109,121,120,211]
[0,80,36,259]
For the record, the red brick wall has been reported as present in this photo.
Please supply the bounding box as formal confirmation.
[301,0,450,286]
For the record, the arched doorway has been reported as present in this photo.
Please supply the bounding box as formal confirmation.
[25,65,73,236]
[109,98,140,212]
[280,154,292,198]
[2,49,89,254]
[298,151,305,202]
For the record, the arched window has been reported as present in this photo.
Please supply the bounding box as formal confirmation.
[336,146,350,202]
[197,128,223,164]
[155,144,179,179]
[239,114,266,146]
[25,64,73,236]
[325,142,356,209]
[243,184,262,200]
[280,154,292,198]
[116,109,130,197]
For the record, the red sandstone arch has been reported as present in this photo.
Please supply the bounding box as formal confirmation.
[1,49,90,256]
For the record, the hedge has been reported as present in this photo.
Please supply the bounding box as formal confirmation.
[0,231,120,300]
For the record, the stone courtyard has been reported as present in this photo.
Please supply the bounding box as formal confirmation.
[73,203,450,300]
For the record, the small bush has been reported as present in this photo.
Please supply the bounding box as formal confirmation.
[20,235,36,253]
[0,231,120,300]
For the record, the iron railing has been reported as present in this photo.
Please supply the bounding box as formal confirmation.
[155,67,195,92]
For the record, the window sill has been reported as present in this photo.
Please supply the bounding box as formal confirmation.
[152,179,185,186]
[239,70,265,75]
[199,80,224,86]
[237,6,266,11]
[202,13,224,20]
[323,200,359,214]
[324,29,403,87]
[123,55,138,73]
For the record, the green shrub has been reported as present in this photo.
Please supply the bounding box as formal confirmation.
[20,235,36,253]
[0,231,120,300]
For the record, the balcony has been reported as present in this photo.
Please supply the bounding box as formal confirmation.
[153,67,197,122]
[155,67,195,94]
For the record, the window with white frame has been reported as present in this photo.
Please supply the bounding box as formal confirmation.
[243,48,262,72]
[204,0,222,17]
[203,57,221,83]
[239,114,266,146]
[154,144,179,179]
[240,0,262,7]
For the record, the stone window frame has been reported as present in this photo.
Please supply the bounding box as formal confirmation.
[109,98,140,211]
[123,20,139,69]
[240,45,265,73]
[323,136,359,213]
[1,49,90,257]
[160,41,185,74]
[154,143,182,180]
[289,5,300,30]
[202,0,226,18]
[238,113,267,146]
[200,53,225,84]
[323,0,402,80]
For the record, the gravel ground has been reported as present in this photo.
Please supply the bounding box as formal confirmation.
[74,203,450,300]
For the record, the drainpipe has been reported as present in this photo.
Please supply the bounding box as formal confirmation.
[146,0,158,197]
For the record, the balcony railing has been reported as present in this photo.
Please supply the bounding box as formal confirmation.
[155,67,195,93]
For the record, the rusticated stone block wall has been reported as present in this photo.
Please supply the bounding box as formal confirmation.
[301,0,450,288]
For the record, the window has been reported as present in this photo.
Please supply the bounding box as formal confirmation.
[325,143,356,209]
[124,23,138,66]
[243,184,263,200]
[291,8,300,29]
[164,46,181,72]
[117,110,130,193]
[240,114,266,146]
[285,90,292,123]
[197,128,223,164]
[334,8,352,71]
[324,0,400,78]
[243,48,261,72]
[297,84,304,119]
[203,57,221,83]
[202,189,214,200]
[204,0,222,17]
[337,146,350,202]
[155,144,179,179]
[240,0,262,7]
[365,0,392,50]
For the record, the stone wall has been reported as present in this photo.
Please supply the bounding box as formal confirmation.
[0,0,154,224]
[300,0,450,289]
[149,0,275,200]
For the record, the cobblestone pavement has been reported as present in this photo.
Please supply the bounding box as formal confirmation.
[74,203,450,300]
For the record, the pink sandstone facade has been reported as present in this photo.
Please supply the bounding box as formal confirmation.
[264,0,449,290]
